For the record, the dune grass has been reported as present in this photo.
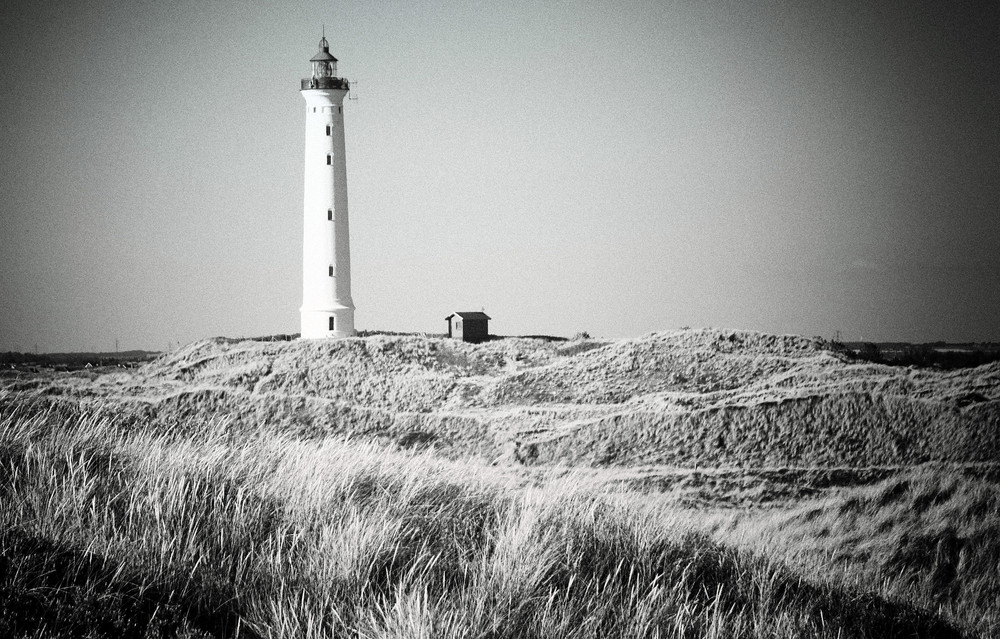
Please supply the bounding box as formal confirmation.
[0,409,973,638]
[714,465,1000,637]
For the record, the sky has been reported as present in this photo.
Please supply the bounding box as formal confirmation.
[1,0,997,352]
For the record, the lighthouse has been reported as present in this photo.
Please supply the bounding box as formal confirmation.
[299,35,355,338]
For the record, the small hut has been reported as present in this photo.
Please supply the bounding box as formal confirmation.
[446,311,491,343]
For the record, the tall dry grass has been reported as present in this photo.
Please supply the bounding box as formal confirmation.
[714,466,1000,637]
[0,408,969,638]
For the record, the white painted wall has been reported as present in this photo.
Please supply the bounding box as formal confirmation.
[300,87,355,338]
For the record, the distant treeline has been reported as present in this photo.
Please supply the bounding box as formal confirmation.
[1,350,160,370]
[844,342,1000,369]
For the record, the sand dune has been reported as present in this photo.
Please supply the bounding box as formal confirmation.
[4,329,996,468]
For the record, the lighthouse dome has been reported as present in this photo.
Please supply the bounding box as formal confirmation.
[310,36,338,62]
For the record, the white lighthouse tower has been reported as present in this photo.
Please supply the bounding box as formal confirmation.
[300,35,355,338]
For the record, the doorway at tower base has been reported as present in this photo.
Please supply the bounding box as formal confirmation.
[300,309,356,339]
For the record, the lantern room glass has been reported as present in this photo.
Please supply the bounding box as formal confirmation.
[313,60,335,79]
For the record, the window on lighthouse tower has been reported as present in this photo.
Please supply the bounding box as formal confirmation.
[326,154,332,165]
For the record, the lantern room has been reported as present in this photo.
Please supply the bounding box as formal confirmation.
[311,36,337,78]
[302,36,349,91]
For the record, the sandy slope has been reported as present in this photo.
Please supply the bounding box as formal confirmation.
[2,329,998,467]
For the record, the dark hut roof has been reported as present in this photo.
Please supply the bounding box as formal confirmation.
[445,311,491,321]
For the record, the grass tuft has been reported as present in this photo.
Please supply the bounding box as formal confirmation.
[0,409,978,637]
